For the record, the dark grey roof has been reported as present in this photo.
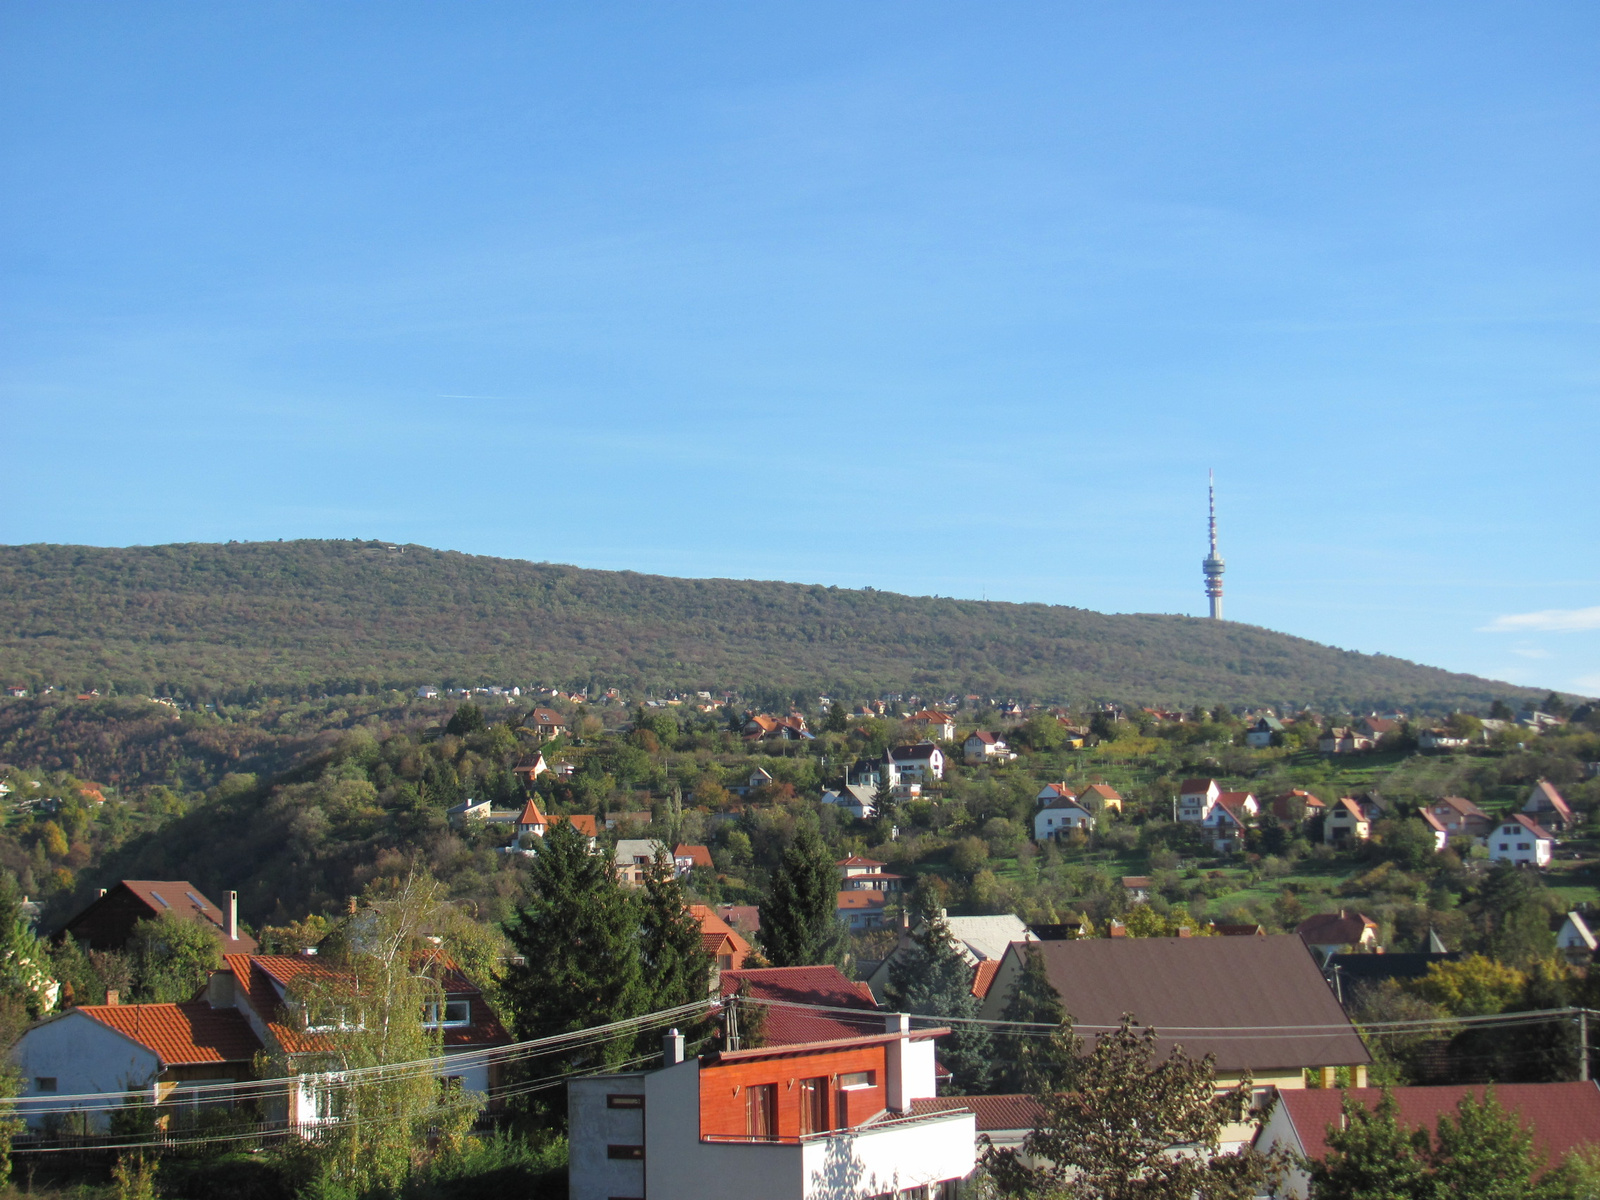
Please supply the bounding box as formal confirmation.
[1326,953,1460,985]
[1024,934,1370,1072]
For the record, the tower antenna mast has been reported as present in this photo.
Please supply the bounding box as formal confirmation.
[1203,471,1226,620]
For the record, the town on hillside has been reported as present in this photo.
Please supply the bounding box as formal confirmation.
[2,685,1599,1197]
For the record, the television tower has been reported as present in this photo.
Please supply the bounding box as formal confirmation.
[1203,471,1225,620]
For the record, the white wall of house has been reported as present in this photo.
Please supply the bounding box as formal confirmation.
[8,1012,160,1130]
[569,1072,649,1200]
[1488,823,1553,866]
[799,1110,975,1199]
[1033,806,1094,841]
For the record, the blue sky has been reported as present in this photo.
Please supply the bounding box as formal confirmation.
[2,3,1596,696]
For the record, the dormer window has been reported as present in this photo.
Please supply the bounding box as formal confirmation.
[423,1000,472,1028]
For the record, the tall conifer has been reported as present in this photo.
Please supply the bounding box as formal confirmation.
[759,823,846,967]
[884,911,993,1093]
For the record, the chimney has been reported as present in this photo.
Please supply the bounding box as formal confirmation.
[662,1028,685,1066]
[226,891,238,943]
[99,888,107,898]
[884,1013,915,1114]
[104,989,119,1006]
[347,895,358,916]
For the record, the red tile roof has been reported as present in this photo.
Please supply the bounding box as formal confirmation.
[1507,813,1557,840]
[674,843,714,869]
[1078,783,1122,802]
[1276,1083,1600,1168]
[717,904,760,934]
[836,891,889,912]
[837,856,887,869]
[79,1001,261,1066]
[718,966,880,1045]
[517,798,544,825]
[912,1093,1042,1133]
[85,881,259,954]
[971,960,1002,999]
[1529,780,1573,821]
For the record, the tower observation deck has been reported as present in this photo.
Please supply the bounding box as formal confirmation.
[1203,471,1225,620]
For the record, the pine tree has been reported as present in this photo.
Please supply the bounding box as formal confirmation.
[1308,1090,1431,1200]
[759,823,846,967]
[986,1015,1285,1200]
[994,943,1075,1093]
[503,820,647,1066]
[825,699,849,733]
[636,848,712,1052]
[884,912,992,1093]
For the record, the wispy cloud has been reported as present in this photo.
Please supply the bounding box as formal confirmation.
[1480,606,1600,633]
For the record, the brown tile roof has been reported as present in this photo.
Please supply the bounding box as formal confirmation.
[837,856,887,869]
[836,891,889,912]
[967,731,1002,745]
[717,905,760,934]
[1507,813,1557,840]
[1431,795,1489,819]
[1276,1083,1600,1168]
[1295,910,1378,946]
[718,966,880,1045]
[1078,783,1123,802]
[912,1093,1042,1132]
[1016,935,1369,1072]
[79,1001,262,1066]
[81,881,259,954]
[1529,779,1573,820]
[1179,778,1218,794]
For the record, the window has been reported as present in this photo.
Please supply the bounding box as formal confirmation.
[35,1077,56,1093]
[745,1083,777,1140]
[606,1144,645,1160]
[606,1094,645,1110]
[1518,843,1531,851]
[717,954,734,970]
[799,1077,830,1135]
[1499,844,1509,852]
[422,1000,472,1027]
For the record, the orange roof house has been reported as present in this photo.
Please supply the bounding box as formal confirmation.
[690,904,751,973]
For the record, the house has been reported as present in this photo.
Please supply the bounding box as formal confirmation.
[864,913,1034,1005]
[415,686,439,699]
[1319,728,1374,755]
[1075,783,1123,814]
[5,686,27,698]
[1033,801,1095,842]
[60,880,258,956]
[977,936,1371,1148]
[1295,910,1379,963]
[1266,789,1326,824]
[567,1020,975,1200]
[838,856,886,879]
[524,707,567,741]
[1202,792,1258,852]
[511,753,551,785]
[909,1094,1042,1163]
[1556,912,1597,966]
[447,797,521,828]
[908,710,956,741]
[1425,795,1493,842]
[1246,715,1286,748]
[838,870,903,896]
[8,951,510,1131]
[1489,814,1556,867]
[1524,779,1575,832]
[716,905,761,939]
[1323,797,1371,846]
[820,783,877,820]
[1254,1082,1600,1199]
[1418,729,1471,751]
[1035,782,1076,807]
[717,965,881,1045]
[744,767,775,794]
[1322,944,1459,1003]
[886,743,944,783]
[513,798,599,845]
[690,904,751,974]
[963,730,1012,764]
[742,712,813,742]
[1419,808,1450,851]
[7,1000,263,1130]
[615,839,670,885]
[673,844,714,876]
[1176,778,1222,823]
[1355,716,1400,743]
[1122,876,1152,903]
[836,891,891,930]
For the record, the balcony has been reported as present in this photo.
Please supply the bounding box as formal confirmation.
[693,1109,976,1200]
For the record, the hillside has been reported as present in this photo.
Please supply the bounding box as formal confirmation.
[0,540,1541,711]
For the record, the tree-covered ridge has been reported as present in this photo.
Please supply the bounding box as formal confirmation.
[0,539,1545,710]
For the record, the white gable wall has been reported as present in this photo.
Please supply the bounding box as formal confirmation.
[8,1012,162,1130]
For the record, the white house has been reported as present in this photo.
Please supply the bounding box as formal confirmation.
[1034,802,1095,842]
[1246,716,1285,749]
[1557,912,1596,965]
[1488,814,1556,867]
[615,839,670,885]
[1419,729,1471,751]
[568,1022,974,1200]
[908,711,957,741]
[1202,793,1256,853]
[963,730,1013,764]
[820,783,877,820]
[1523,779,1574,832]
[1177,778,1222,823]
[887,743,944,783]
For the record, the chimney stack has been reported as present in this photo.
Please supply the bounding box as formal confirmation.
[226,891,238,943]
[662,1028,685,1066]
[99,888,107,898]
[105,989,119,1006]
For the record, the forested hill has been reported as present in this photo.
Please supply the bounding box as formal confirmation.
[0,540,1539,711]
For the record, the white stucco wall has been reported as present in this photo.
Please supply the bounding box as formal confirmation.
[8,1012,160,1130]
[801,1111,976,1199]
[569,1072,648,1200]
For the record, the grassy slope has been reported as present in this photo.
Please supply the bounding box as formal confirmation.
[0,539,1543,710]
